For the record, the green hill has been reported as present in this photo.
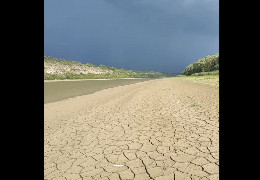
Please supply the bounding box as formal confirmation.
[182,53,219,76]
[44,56,174,80]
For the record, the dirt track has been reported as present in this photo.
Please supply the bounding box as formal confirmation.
[44,78,219,180]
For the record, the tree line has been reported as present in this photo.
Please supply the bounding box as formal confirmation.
[182,53,219,76]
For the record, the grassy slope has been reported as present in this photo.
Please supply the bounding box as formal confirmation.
[176,73,219,88]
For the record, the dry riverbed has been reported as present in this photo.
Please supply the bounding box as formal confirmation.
[44,77,219,180]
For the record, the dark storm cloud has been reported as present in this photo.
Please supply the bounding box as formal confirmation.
[44,0,219,73]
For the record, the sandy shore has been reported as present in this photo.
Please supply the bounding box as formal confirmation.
[44,78,219,180]
[44,78,152,104]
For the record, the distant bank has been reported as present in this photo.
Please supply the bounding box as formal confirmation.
[44,56,175,80]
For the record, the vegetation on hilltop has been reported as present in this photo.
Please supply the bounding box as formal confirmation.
[44,56,174,80]
[182,53,219,76]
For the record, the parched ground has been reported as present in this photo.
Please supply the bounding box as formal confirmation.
[44,78,219,180]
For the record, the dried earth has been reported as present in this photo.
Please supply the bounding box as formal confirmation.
[44,78,219,180]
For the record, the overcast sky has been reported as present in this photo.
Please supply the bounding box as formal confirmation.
[44,0,219,73]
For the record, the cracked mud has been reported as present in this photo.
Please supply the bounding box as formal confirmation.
[44,78,219,180]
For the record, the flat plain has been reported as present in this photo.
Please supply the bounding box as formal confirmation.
[44,77,219,180]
